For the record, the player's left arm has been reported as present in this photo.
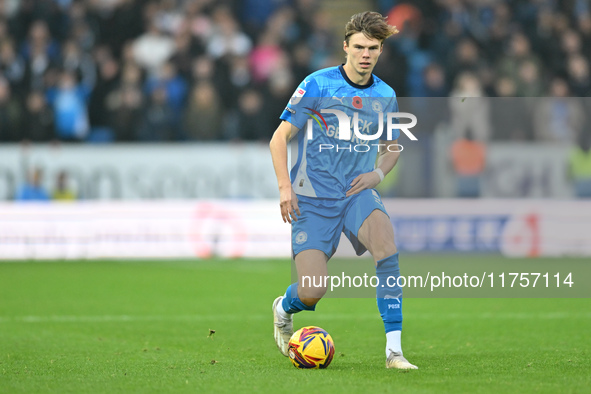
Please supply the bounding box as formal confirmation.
[345,139,400,197]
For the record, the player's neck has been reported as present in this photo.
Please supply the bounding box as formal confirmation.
[343,62,372,86]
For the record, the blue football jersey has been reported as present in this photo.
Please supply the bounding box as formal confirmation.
[280,65,400,199]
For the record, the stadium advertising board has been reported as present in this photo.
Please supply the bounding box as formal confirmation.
[0,142,579,200]
[0,200,589,260]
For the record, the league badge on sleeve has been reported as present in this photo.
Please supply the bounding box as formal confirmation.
[290,88,306,105]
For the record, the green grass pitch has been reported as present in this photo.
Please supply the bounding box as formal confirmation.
[0,256,589,393]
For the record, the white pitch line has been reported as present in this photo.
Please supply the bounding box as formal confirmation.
[0,311,589,324]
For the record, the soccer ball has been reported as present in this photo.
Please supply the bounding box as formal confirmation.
[288,326,335,369]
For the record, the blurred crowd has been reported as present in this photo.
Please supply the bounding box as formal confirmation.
[0,0,590,144]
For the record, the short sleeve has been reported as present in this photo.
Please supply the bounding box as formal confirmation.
[279,77,321,130]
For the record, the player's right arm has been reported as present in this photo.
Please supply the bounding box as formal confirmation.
[271,75,320,223]
[270,120,300,224]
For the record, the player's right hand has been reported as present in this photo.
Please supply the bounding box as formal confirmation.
[279,186,300,224]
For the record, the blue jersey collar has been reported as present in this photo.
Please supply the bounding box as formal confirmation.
[338,64,374,89]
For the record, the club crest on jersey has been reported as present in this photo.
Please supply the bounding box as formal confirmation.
[295,231,308,244]
[372,100,383,113]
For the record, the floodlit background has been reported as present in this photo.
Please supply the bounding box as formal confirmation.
[0,0,590,259]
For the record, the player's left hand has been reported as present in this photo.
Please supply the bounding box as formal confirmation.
[346,171,381,197]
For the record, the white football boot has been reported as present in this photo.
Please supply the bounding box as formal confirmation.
[386,350,418,370]
[272,296,293,357]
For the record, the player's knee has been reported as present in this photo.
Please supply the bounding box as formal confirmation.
[298,284,327,304]
[299,296,322,307]
[370,239,397,261]
[299,274,328,300]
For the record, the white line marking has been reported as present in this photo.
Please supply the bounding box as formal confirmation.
[0,311,589,324]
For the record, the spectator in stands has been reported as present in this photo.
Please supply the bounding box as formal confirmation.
[406,63,449,137]
[22,37,55,92]
[265,70,294,129]
[239,0,290,36]
[372,41,408,97]
[448,38,486,86]
[0,76,21,142]
[89,55,120,131]
[2,0,591,145]
[450,132,487,198]
[430,19,463,68]
[190,55,215,85]
[533,78,584,144]
[217,55,252,111]
[225,54,252,89]
[70,19,96,55]
[0,15,8,37]
[235,88,269,141]
[183,81,222,141]
[293,0,316,39]
[531,8,555,59]
[65,2,96,52]
[557,29,583,75]
[154,0,186,37]
[144,61,188,123]
[46,69,91,141]
[138,86,175,141]
[490,77,531,141]
[90,0,143,56]
[423,63,448,97]
[483,3,512,62]
[118,62,143,88]
[449,72,490,141]
[291,42,313,85]
[0,38,25,91]
[566,54,591,96]
[52,170,76,201]
[59,39,96,91]
[264,6,300,48]
[389,6,431,97]
[577,14,591,54]
[249,32,284,84]
[496,32,542,93]
[306,10,335,70]
[22,90,54,142]
[120,41,138,70]
[132,18,175,74]
[105,62,143,141]
[107,85,143,142]
[170,29,204,81]
[569,133,591,198]
[15,167,50,201]
[20,20,60,62]
[516,59,544,97]
[537,14,570,76]
[206,5,252,60]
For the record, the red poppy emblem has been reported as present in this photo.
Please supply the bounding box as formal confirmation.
[352,96,363,109]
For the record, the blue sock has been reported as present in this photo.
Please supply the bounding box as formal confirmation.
[281,282,316,314]
[376,253,403,333]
